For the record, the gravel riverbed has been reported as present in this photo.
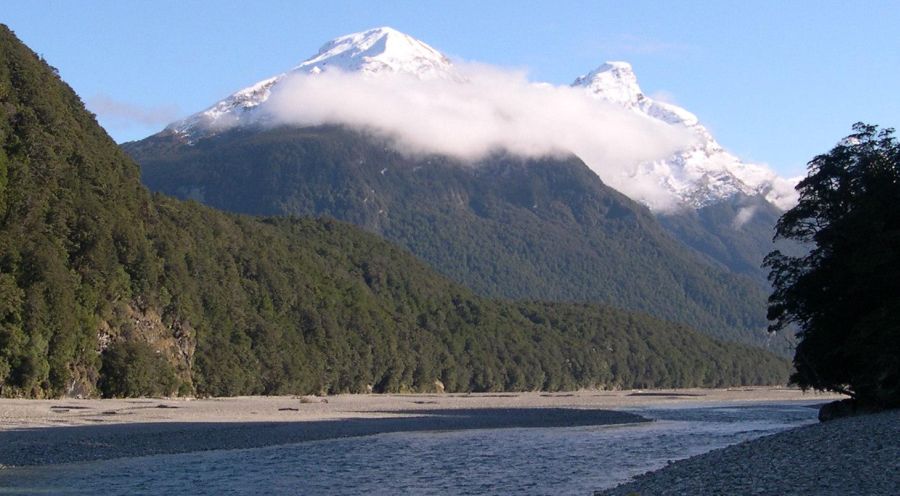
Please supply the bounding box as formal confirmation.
[599,409,900,495]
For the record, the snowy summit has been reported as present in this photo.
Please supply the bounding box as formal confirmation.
[299,26,455,78]
[167,27,457,138]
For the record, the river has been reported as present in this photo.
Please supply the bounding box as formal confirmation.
[0,401,821,495]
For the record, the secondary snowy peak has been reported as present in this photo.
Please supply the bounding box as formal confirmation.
[167,27,457,140]
[572,62,643,107]
[573,62,797,210]
[573,62,699,127]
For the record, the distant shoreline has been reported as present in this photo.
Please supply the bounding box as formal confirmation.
[0,388,840,467]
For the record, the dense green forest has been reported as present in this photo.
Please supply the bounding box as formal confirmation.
[127,125,777,349]
[0,25,789,398]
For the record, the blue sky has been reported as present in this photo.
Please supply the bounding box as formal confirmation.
[4,1,898,176]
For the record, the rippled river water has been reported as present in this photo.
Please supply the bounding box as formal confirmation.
[0,402,820,495]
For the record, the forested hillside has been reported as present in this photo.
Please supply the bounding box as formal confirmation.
[128,125,775,347]
[0,25,789,398]
[659,194,807,285]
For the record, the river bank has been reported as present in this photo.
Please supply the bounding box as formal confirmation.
[599,408,900,495]
[0,387,835,429]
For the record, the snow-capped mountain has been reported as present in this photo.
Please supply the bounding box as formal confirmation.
[166,27,797,211]
[131,28,794,327]
[168,27,458,139]
[573,62,798,210]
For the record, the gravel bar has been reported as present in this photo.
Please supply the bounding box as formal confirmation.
[0,407,646,467]
[599,409,900,496]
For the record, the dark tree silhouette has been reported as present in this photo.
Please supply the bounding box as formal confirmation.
[766,123,900,408]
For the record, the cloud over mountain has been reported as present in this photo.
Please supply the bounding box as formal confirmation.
[262,64,695,209]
